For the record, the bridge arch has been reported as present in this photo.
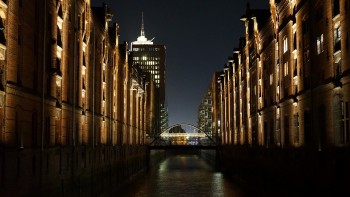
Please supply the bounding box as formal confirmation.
[151,123,216,146]
[162,123,213,141]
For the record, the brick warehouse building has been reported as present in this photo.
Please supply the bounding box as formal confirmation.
[0,0,159,195]
[215,0,350,151]
[206,0,350,194]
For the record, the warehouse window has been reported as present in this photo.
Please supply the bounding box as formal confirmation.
[284,62,289,76]
[283,37,288,53]
[293,113,299,145]
[335,27,341,42]
[333,0,340,17]
[317,34,324,54]
[270,74,273,85]
[340,101,350,144]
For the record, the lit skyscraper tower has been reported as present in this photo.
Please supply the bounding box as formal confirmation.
[130,13,167,132]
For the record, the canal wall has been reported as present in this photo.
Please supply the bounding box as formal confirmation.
[220,146,350,196]
[0,145,165,196]
[165,149,200,156]
[199,150,217,169]
[148,149,167,169]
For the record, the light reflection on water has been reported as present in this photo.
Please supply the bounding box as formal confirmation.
[114,154,244,197]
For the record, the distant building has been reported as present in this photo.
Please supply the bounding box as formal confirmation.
[168,125,185,133]
[168,125,186,145]
[129,13,167,133]
[160,106,169,132]
[197,84,214,139]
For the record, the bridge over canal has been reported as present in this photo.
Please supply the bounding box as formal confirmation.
[149,123,218,150]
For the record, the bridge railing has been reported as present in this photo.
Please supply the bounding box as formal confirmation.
[150,123,217,147]
[151,137,216,147]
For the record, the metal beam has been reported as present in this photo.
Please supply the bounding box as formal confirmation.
[160,133,206,137]
[149,145,217,150]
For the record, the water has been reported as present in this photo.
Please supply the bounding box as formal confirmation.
[113,154,245,197]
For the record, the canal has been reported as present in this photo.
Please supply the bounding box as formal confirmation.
[109,152,247,197]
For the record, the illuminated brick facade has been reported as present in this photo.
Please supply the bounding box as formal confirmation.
[0,0,158,195]
[216,1,350,193]
[214,0,350,149]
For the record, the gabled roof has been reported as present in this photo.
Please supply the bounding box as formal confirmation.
[241,3,271,31]
[251,9,271,31]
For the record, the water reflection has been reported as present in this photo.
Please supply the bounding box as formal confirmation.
[114,154,244,197]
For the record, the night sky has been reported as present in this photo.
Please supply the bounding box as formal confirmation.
[91,0,269,126]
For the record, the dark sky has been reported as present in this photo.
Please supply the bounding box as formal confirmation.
[91,0,269,126]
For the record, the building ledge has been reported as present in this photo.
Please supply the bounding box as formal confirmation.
[0,1,7,19]
[332,14,340,22]
[57,45,63,59]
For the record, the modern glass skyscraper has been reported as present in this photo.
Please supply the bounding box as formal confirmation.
[130,13,167,132]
